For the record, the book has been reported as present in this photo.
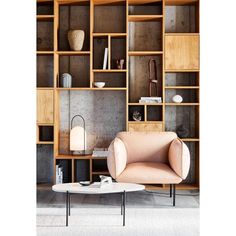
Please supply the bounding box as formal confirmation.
[103,48,108,70]
[139,97,162,103]
[92,147,108,157]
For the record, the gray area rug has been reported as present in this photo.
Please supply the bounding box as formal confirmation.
[37,207,199,236]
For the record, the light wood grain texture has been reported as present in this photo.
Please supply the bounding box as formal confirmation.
[37,90,54,124]
[56,87,127,90]
[128,122,163,131]
[93,0,125,5]
[56,51,90,55]
[37,51,54,54]
[128,51,163,56]
[128,15,163,22]
[165,34,199,70]
[37,15,54,20]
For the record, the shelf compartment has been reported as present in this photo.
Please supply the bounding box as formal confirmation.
[92,159,108,172]
[37,125,54,143]
[56,159,72,183]
[93,73,126,88]
[37,1,54,15]
[58,90,126,155]
[147,105,162,121]
[37,55,54,87]
[74,160,90,181]
[59,55,90,88]
[59,3,90,51]
[165,72,199,86]
[165,105,199,139]
[128,122,163,132]
[94,2,126,33]
[165,3,199,33]
[37,19,54,51]
[128,105,145,122]
[165,88,198,103]
[128,1,162,15]
[37,144,54,184]
[129,55,162,102]
[93,36,108,69]
[111,36,126,69]
[129,51,163,56]
[129,20,162,51]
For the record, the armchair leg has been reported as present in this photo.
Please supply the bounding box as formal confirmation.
[170,184,172,198]
[173,184,176,207]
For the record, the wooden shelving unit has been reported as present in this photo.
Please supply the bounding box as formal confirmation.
[36,0,200,190]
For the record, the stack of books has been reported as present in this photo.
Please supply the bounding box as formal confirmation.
[92,148,109,157]
[139,97,162,103]
[56,165,63,184]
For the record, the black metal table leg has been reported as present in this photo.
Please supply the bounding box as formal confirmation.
[173,184,176,207]
[69,192,71,216]
[121,193,123,215]
[170,184,172,198]
[66,191,69,226]
[123,191,126,226]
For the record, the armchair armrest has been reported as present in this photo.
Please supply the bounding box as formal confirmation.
[168,138,190,180]
[107,138,127,179]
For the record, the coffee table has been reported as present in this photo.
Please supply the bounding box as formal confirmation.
[52,182,145,227]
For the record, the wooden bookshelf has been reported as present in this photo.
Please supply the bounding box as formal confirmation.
[36,0,200,190]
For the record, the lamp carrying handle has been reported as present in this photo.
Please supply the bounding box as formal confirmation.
[70,114,85,130]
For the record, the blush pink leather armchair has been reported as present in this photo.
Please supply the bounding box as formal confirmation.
[107,132,190,206]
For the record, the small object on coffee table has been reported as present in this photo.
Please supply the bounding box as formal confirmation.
[79,181,93,186]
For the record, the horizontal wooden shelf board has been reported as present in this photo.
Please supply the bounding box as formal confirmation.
[128,15,163,22]
[37,123,54,126]
[165,86,199,89]
[56,51,90,55]
[93,33,127,37]
[129,51,163,56]
[165,0,198,6]
[93,0,125,6]
[165,33,199,36]
[37,51,54,54]
[145,183,199,190]
[37,87,54,90]
[128,103,163,106]
[57,0,90,5]
[37,141,54,144]
[37,15,54,21]
[165,103,199,106]
[55,154,92,160]
[56,87,127,91]
[93,69,127,73]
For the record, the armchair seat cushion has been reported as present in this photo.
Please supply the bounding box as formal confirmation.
[116,162,182,184]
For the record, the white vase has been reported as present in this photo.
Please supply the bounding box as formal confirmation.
[172,95,183,103]
[68,30,85,51]
[61,73,72,88]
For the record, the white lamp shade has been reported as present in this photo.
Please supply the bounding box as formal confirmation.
[70,126,86,151]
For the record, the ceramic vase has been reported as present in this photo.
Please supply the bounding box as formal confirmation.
[172,95,183,103]
[68,30,85,51]
[61,73,72,88]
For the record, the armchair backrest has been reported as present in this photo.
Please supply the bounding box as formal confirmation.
[116,131,177,164]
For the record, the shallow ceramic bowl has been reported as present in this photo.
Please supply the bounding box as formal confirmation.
[94,82,105,88]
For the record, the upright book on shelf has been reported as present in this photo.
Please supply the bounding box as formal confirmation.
[103,48,108,70]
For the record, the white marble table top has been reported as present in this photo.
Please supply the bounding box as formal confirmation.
[52,182,145,194]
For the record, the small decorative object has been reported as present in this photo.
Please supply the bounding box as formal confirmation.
[103,48,108,69]
[148,59,158,97]
[94,82,105,88]
[79,181,93,186]
[116,59,125,69]
[68,30,85,51]
[172,95,183,103]
[139,97,162,103]
[133,111,142,121]
[176,125,189,138]
[61,73,72,88]
[99,175,112,188]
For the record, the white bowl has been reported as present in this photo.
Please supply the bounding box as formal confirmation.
[172,95,183,103]
[94,82,105,88]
